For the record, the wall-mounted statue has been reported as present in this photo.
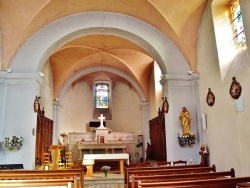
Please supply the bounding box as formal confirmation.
[179,107,191,135]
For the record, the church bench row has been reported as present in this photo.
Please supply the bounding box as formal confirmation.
[130,169,235,188]
[136,176,250,188]
[0,168,84,188]
[125,163,206,184]
[0,179,72,188]
[124,164,216,188]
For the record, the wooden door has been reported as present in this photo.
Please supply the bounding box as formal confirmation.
[148,98,167,161]
[35,107,53,165]
[149,116,166,161]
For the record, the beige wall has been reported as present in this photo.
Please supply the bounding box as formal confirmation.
[40,60,53,120]
[59,80,143,134]
[199,0,250,176]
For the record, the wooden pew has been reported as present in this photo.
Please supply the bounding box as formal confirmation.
[0,168,84,188]
[131,169,235,188]
[125,163,205,185]
[125,165,216,188]
[136,176,250,188]
[0,179,72,187]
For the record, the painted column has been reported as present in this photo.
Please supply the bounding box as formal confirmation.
[0,72,42,169]
[140,101,150,160]
[53,99,62,145]
[160,73,202,164]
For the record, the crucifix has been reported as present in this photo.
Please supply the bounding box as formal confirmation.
[98,114,105,128]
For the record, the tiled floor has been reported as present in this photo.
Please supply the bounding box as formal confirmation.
[84,172,124,188]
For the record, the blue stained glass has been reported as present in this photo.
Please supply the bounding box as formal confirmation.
[231,0,247,51]
[95,84,109,108]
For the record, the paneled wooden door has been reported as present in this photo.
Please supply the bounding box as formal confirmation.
[35,109,53,164]
[149,115,166,161]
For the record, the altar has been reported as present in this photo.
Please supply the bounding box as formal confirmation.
[66,131,135,161]
[83,153,129,175]
[63,114,138,162]
[77,142,127,160]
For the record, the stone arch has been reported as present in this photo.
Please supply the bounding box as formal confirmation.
[58,66,146,102]
[10,12,189,75]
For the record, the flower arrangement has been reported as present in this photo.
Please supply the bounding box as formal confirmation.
[178,134,195,147]
[101,165,111,172]
[3,136,24,151]
[101,166,111,177]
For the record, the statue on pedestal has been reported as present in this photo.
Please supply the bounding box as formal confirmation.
[179,107,192,135]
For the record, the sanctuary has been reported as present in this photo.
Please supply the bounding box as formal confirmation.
[61,115,140,163]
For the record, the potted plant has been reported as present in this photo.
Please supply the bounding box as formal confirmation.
[3,136,24,151]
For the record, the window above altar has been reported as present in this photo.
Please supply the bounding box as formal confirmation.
[95,83,109,108]
[93,80,112,120]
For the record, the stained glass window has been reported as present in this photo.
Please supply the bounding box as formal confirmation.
[230,0,247,51]
[95,83,109,108]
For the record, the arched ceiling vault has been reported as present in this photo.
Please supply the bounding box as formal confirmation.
[0,0,210,100]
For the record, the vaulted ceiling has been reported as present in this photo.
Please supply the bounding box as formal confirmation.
[0,0,215,100]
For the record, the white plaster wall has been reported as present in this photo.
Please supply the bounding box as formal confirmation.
[149,66,158,119]
[198,0,250,176]
[165,77,201,164]
[60,80,142,134]
[0,74,41,169]
[40,61,53,119]
[60,82,93,134]
[149,62,163,119]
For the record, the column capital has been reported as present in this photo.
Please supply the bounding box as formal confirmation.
[0,72,43,88]
[140,102,149,110]
[160,73,200,85]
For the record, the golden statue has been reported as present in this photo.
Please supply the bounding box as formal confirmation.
[179,107,191,135]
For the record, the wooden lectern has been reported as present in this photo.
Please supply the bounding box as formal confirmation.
[49,145,65,169]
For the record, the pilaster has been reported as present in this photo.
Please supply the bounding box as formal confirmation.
[53,100,62,145]
[0,72,42,169]
[140,101,150,160]
[160,73,202,164]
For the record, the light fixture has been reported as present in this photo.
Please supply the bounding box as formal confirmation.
[38,72,44,77]
[5,69,12,73]
[82,159,95,177]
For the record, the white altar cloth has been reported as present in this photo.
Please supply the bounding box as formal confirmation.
[83,153,129,165]
[83,153,129,174]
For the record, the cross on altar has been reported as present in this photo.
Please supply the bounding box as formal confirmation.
[98,114,105,128]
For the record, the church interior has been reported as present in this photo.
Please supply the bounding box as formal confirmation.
[1,0,250,187]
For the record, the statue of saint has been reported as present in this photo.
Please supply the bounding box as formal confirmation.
[179,107,191,135]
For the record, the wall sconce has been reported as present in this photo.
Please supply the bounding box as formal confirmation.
[38,72,44,77]
[82,159,95,177]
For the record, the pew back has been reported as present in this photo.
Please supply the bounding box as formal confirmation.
[0,179,71,187]
[137,176,250,188]
[131,169,235,188]
[0,169,84,188]
[125,165,216,188]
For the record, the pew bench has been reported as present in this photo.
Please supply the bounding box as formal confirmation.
[0,168,84,188]
[0,179,72,187]
[125,163,207,187]
[125,165,216,188]
[130,169,235,188]
[136,176,250,187]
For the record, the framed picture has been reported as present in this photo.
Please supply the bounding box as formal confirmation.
[98,135,105,144]
[206,88,215,106]
[229,77,242,99]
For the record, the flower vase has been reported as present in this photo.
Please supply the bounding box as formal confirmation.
[104,171,108,178]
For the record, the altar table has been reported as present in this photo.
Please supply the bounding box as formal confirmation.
[83,153,129,175]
